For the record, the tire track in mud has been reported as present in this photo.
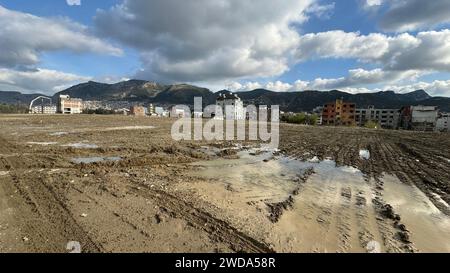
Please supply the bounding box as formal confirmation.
[128,184,274,253]
[336,187,354,252]
[369,139,416,252]
[68,172,274,253]
[7,172,103,253]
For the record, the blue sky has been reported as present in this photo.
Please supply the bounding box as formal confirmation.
[1,0,450,97]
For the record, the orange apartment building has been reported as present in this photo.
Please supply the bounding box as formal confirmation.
[58,95,83,114]
[130,106,146,117]
[322,99,356,126]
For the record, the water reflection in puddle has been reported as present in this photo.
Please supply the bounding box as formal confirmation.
[382,174,450,252]
[191,149,309,203]
[190,148,450,253]
[27,142,58,146]
[50,132,68,136]
[63,143,99,149]
[71,157,121,164]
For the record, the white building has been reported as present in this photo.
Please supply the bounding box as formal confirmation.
[193,111,203,118]
[411,106,438,131]
[355,106,400,129]
[216,93,245,120]
[436,113,450,132]
[31,105,57,114]
[58,95,83,114]
[312,106,323,125]
[170,106,190,118]
[155,107,169,117]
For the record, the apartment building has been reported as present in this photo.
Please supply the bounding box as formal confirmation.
[130,106,146,117]
[355,106,400,129]
[436,113,450,132]
[57,95,82,114]
[216,93,245,120]
[322,99,356,126]
[411,106,439,131]
[31,105,57,114]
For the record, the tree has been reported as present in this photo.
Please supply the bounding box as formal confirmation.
[364,120,379,129]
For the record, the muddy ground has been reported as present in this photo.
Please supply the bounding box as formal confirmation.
[0,115,449,253]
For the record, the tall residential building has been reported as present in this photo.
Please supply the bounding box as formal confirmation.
[58,95,82,114]
[322,99,356,126]
[355,106,400,129]
[216,93,245,120]
[148,104,155,116]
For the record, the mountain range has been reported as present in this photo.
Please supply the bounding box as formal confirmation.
[1,80,449,112]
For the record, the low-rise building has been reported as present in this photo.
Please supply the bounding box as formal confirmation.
[130,106,146,117]
[58,95,82,114]
[322,99,356,126]
[312,106,323,125]
[116,108,130,115]
[216,93,245,120]
[155,107,169,117]
[31,105,57,114]
[436,113,450,132]
[193,111,203,118]
[411,106,438,131]
[170,106,189,118]
[355,106,400,129]
[399,106,413,130]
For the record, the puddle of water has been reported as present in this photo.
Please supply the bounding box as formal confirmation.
[190,148,450,252]
[191,150,383,252]
[382,174,450,253]
[27,142,58,146]
[308,156,320,163]
[50,132,68,136]
[100,126,155,131]
[63,143,99,149]
[359,149,370,160]
[191,149,304,203]
[71,157,121,164]
[199,146,222,156]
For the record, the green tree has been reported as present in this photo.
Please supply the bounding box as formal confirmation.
[364,120,379,129]
[0,104,29,114]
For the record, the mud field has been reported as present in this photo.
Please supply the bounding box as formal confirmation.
[0,115,449,253]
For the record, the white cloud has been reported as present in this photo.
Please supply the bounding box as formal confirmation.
[95,0,315,83]
[306,2,335,19]
[0,5,122,68]
[384,80,450,97]
[66,0,81,6]
[365,0,383,8]
[0,68,91,94]
[229,68,426,93]
[296,29,450,74]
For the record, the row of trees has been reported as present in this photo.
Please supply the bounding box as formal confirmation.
[0,104,29,114]
[82,108,116,115]
[281,113,319,125]
[281,113,381,129]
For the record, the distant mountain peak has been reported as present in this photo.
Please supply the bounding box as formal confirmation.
[401,89,431,101]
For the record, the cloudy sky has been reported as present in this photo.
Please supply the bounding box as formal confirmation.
[1,0,450,96]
